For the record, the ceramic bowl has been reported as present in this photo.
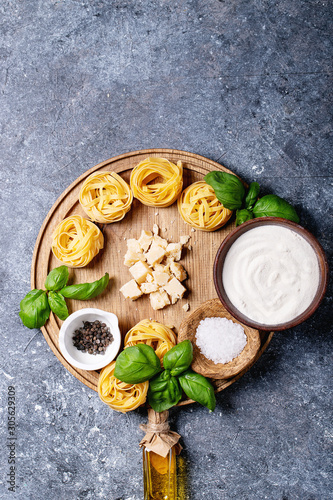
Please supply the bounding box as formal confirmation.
[213,217,329,331]
[59,308,121,370]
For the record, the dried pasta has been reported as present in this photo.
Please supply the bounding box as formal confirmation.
[124,319,177,362]
[79,171,133,223]
[98,361,148,413]
[178,181,232,232]
[51,215,104,268]
[130,157,183,207]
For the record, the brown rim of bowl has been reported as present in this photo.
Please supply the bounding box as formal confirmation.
[213,217,329,331]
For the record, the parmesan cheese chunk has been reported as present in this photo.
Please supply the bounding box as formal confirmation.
[153,223,159,235]
[138,230,153,252]
[153,234,168,249]
[145,243,166,266]
[120,279,143,300]
[152,270,170,287]
[141,282,159,294]
[180,235,190,245]
[129,261,152,284]
[166,242,182,261]
[126,238,142,253]
[169,261,187,281]
[182,303,190,312]
[150,290,170,310]
[124,250,146,267]
[153,263,167,273]
[164,277,186,304]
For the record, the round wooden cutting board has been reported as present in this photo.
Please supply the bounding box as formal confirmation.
[31,148,273,397]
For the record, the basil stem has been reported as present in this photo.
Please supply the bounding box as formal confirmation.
[44,266,69,291]
[178,369,216,411]
[48,291,69,321]
[204,171,245,210]
[244,182,260,209]
[114,344,162,384]
[253,194,300,223]
[163,340,193,377]
[19,290,51,329]
[60,273,109,300]
[148,371,182,412]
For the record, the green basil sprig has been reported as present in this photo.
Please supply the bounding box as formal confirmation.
[178,369,216,412]
[48,291,69,321]
[205,171,299,226]
[244,182,260,209]
[44,265,69,291]
[252,194,300,223]
[60,273,109,300]
[204,171,245,210]
[19,267,110,329]
[114,344,162,384]
[163,339,193,377]
[148,371,182,412]
[19,290,51,329]
[235,209,253,227]
[114,340,216,412]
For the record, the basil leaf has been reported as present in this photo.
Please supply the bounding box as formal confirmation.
[148,371,182,412]
[178,369,216,411]
[235,209,254,227]
[44,266,69,291]
[244,182,260,209]
[60,273,109,300]
[114,344,161,384]
[253,195,300,223]
[163,340,193,377]
[19,289,51,329]
[204,171,245,210]
[48,291,69,321]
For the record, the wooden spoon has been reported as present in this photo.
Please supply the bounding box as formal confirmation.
[178,299,261,379]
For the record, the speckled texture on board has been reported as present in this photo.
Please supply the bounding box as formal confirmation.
[0,0,332,499]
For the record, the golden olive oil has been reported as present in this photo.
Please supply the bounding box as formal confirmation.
[143,447,177,500]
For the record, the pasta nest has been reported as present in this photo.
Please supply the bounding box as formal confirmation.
[98,361,148,413]
[79,171,133,223]
[178,181,232,232]
[130,157,183,207]
[51,215,104,268]
[124,319,177,363]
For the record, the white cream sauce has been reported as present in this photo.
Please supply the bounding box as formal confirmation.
[222,225,320,325]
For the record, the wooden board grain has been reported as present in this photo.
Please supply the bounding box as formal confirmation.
[31,148,273,395]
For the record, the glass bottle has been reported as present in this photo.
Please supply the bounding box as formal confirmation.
[143,445,177,500]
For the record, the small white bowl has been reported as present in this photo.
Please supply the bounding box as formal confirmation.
[59,308,121,371]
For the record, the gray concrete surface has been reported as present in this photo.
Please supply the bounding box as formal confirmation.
[0,1,332,499]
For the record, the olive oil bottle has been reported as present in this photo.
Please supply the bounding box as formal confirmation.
[143,446,177,500]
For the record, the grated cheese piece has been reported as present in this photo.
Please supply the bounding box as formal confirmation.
[150,290,171,310]
[141,282,159,294]
[163,277,186,304]
[124,250,146,267]
[145,243,166,266]
[165,242,182,261]
[138,230,153,252]
[120,280,143,300]
[129,261,152,284]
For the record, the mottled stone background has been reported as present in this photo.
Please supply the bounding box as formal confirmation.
[0,1,332,499]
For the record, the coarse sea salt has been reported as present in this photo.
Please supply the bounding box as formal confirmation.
[195,317,247,364]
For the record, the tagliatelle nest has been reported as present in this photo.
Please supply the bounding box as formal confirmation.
[79,171,133,223]
[124,319,177,363]
[51,215,104,268]
[130,157,183,207]
[177,181,233,231]
[98,361,149,413]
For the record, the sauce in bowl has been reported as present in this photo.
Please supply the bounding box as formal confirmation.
[222,225,320,325]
